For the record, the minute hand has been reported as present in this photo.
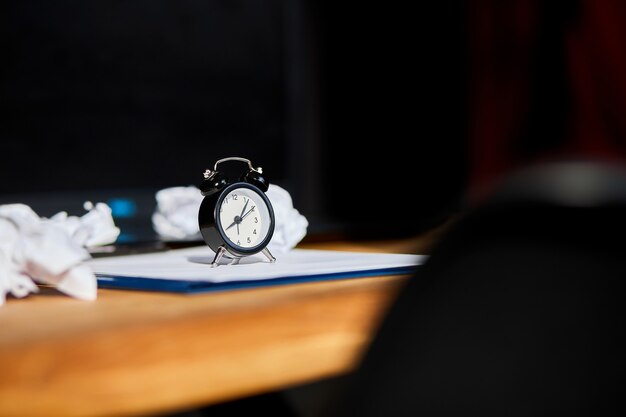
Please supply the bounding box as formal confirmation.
[240,205,256,221]
[239,198,249,218]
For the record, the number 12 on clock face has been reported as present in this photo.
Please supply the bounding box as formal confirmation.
[217,186,272,251]
[220,194,260,247]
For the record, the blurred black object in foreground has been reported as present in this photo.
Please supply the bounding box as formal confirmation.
[324,160,626,416]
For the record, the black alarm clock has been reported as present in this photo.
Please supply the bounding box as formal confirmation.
[198,157,276,267]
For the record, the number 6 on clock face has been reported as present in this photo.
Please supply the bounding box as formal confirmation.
[218,186,271,249]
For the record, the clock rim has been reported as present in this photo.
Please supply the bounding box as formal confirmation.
[213,182,275,256]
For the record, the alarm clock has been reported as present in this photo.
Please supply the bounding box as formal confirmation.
[198,157,276,267]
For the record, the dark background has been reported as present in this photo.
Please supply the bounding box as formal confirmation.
[0,0,468,242]
[317,1,468,237]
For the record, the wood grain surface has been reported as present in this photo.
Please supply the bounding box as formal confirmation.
[0,233,441,417]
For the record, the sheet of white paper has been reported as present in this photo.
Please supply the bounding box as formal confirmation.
[86,246,425,284]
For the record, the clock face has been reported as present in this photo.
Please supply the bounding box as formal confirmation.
[217,185,273,250]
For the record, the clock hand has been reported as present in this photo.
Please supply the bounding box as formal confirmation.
[236,199,248,236]
[225,199,250,234]
[240,205,256,221]
[240,198,249,219]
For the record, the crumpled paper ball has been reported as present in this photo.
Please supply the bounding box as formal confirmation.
[152,184,308,253]
[0,202,120,306]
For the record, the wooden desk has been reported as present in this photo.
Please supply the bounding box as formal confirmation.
[0,233,440,417]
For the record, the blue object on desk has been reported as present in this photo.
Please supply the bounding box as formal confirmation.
[90,246,423,294]
[96,266,418,294]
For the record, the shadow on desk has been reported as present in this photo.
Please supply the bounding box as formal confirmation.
[159,376,351,417]
[162,391,301,417]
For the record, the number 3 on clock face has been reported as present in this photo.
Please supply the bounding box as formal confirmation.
[215,183,274,253]
[220,190,262,248]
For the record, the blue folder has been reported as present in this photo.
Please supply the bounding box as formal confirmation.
[90,246,424,294]
[96,265,419,294]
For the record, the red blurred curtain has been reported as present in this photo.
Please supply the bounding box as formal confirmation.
[468,0,626,200]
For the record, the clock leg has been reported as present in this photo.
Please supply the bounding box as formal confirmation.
[261,248,276,263]
[211,246,227,267]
